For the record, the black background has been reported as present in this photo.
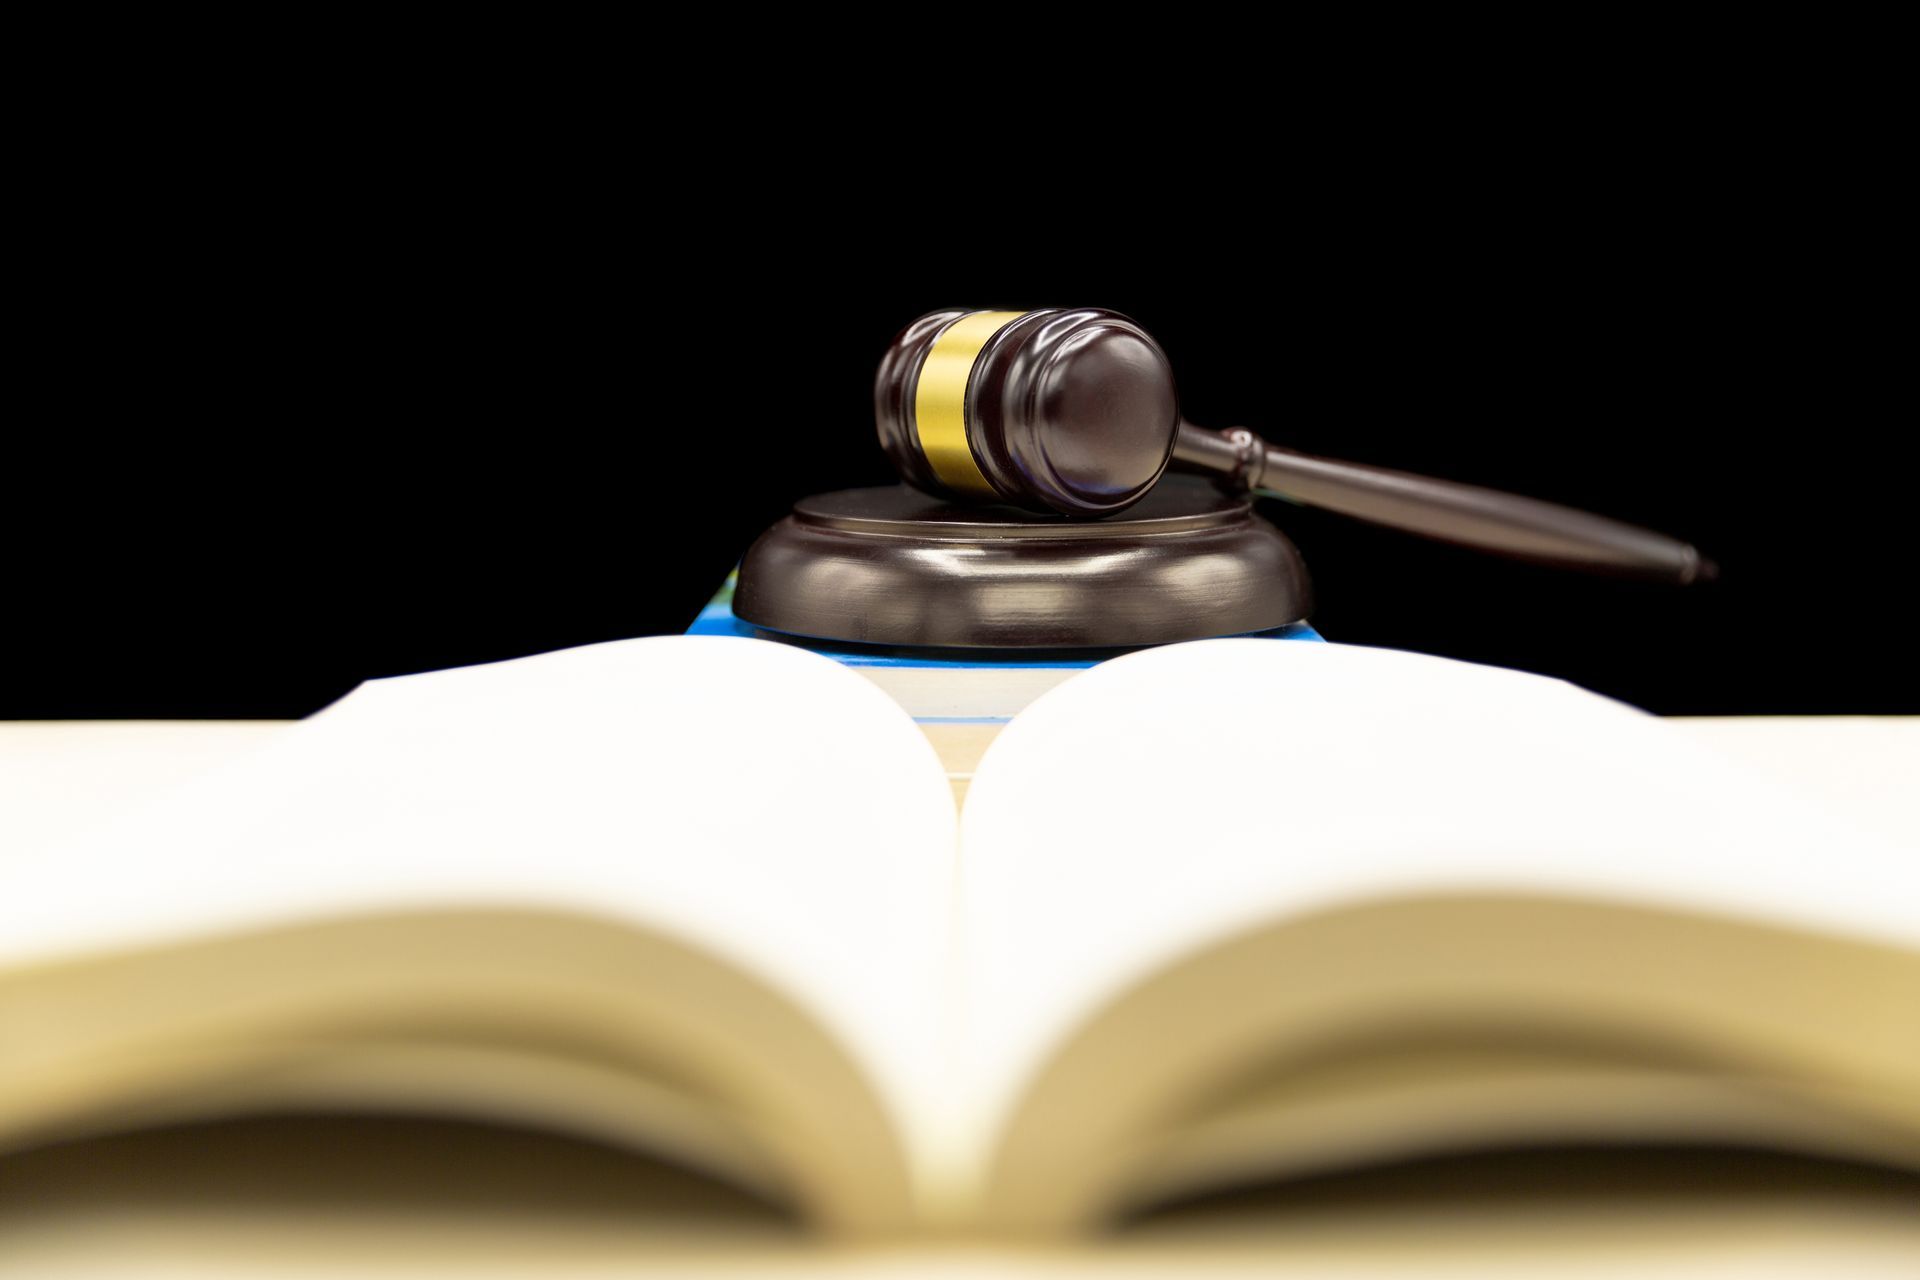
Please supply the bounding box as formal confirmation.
[7,140,1909,718]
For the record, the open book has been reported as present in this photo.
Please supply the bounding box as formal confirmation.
[1,637,1916,1242]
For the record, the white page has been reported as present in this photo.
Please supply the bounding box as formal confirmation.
[0,636,958,1144]
[0,722,290,853]
[956,639,1920,1151]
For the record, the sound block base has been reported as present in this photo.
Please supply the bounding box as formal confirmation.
[735,477,1312,649]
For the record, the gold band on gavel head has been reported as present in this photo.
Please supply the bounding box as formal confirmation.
[912,310,1027,497]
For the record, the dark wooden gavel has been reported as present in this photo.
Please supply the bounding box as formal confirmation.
[875,307,1715,585]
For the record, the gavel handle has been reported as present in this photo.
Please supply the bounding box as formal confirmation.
[1172,423,1715,586]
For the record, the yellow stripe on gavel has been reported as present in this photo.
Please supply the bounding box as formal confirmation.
[913,310,1026,497]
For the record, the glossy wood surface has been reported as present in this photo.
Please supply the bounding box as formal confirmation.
[735,478,1310,649]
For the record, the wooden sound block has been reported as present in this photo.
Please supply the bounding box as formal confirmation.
[736,476,1312,649]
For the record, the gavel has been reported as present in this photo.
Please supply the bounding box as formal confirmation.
[875,308,1714,586]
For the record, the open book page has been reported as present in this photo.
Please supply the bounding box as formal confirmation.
[0,722,291,853]
[953,640,1920,1229]
[1670,716,1920,850]
[0,636,959,1231]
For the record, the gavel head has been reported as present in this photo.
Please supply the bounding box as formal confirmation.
[875,307,1180,516]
